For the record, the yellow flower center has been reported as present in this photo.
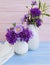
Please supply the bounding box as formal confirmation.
[16,27,21,31]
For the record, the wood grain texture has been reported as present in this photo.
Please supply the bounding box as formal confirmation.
[4,42,50,65]
[0,0,50,42]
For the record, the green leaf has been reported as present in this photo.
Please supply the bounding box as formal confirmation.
[31,4,34,7]
[13,23,16,27]
[39,0,41,9]
[32,16,40,19]
[42,3,47,12]
[42,13,50,17]
[43,3,46,9]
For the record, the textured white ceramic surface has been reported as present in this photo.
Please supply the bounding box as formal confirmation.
[14,41,28,55]
[28,25,39,50]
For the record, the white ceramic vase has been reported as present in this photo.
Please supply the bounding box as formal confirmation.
[14,41,28,55]
[28,24,39,50]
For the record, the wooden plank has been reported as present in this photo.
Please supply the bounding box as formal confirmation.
[0,0,50,41]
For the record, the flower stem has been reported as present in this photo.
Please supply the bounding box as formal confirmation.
[42,13,50,17]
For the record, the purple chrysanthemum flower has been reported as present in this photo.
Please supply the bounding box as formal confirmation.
[19,28,33,42]
[14,25,23,34]
[36,19,42,27]
[5,29,17,45]
[30,8,41,17]
[31,1,37,5]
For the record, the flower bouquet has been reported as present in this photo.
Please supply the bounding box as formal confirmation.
[5,0,50,54]
[22,0,50,50]
[5,25,32,55]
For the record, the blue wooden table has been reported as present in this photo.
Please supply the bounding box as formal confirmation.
[3,42,50,65]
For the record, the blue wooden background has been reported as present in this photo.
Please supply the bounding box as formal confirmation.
[4,42,50,65]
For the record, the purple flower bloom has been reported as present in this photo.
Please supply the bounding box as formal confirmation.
[5,29,17,45]
[22,14,28,22]
[19,28,33,42]
[5,26,33,44]
[14,25,23,34]
[36,19,42,27]
[24,14,28,19]
[30,8,41,17]
[31,1,37,5]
